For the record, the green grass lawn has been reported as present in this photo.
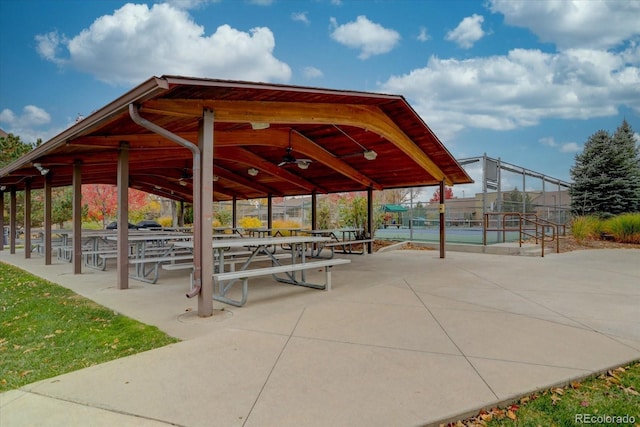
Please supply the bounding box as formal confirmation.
[453,362,640,427]
[0,262,179,392]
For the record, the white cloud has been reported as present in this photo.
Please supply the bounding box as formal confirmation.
[292,12,310,25]
[380,46,640,140]
[560,142,581,153]
[35,31,67,65]
[489,0,640,50]
[417,26,430,42]
[302,66,323,79]
[0,106,50,128]
[0,109,16,124]
[0,106,59,143]
[539,136,556,147]
[35,3,291,86]
[445,14,485,49]
[539,137,581,153]
[329,16,400,59]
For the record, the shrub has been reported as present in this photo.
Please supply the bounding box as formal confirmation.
[570,216,602,242]
[602,213,640,243]
[273,219,302,236]
[238,216,262,229]
[157,216,173,227]
[214,209,232,226]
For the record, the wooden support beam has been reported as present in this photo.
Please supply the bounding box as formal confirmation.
[44,173,52,265]
[72,161,82,274]
[141,99,451,184]
[24,179,31,259]
[117,144,129,289]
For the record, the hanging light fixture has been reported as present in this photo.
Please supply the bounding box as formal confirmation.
[250,122,270,130]
[33,163,49,175]
[333,125,378,161]
[363,150,378,160]
[297,160,311,170]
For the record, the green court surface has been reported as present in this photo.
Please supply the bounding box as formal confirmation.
[375,227,521,245]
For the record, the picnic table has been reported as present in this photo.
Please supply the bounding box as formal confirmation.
[175,235,350,307]
[106,232,193,282]
[299,228,372,256]
[53,229,117,265]
[213,226,244,236]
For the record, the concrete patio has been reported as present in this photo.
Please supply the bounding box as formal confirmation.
[1,246,639,426]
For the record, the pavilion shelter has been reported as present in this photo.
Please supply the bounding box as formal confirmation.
[0,76,472,316]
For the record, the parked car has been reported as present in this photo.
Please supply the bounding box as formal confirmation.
[105,221,136,230]
[135,220,163,229]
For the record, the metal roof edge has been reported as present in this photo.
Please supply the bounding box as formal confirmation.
[0,77,168,178]
[160,75,402,100]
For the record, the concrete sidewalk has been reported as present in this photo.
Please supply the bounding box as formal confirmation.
[1,247,639,426]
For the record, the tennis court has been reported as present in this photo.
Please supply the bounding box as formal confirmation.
[375,226,521,245]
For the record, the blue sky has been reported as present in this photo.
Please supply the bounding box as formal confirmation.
[1,0,639,198]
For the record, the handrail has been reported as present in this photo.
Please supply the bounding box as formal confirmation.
[483,212,562,257]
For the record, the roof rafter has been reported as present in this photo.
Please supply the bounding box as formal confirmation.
[215,147,325,193]
[140,99,451,185]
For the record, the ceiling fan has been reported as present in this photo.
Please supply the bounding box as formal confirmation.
[277,145,312,169]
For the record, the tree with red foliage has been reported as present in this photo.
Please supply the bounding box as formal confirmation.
[83,184,149,228]
[429,186,455,202]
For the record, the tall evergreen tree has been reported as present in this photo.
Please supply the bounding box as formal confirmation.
[612,119,640,212]
[570,120,640,217]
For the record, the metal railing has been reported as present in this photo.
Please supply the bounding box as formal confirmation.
[483,212,565,257]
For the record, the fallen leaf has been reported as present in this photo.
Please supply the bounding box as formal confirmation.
[571,381,581,389]
[581,401,589,407]
[551,394,561,405]
[552,387,564,395]
[608,370,622,380]
[506,410,517,420]
[20,370,33,377]
[607,377,621,385]
[480,413,493,422]
[623,386,639,396]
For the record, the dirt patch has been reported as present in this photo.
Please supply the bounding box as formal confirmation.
[373,240,435,251]
[556,235,640,252]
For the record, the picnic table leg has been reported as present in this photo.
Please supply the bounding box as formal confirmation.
[213,278,248,307]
